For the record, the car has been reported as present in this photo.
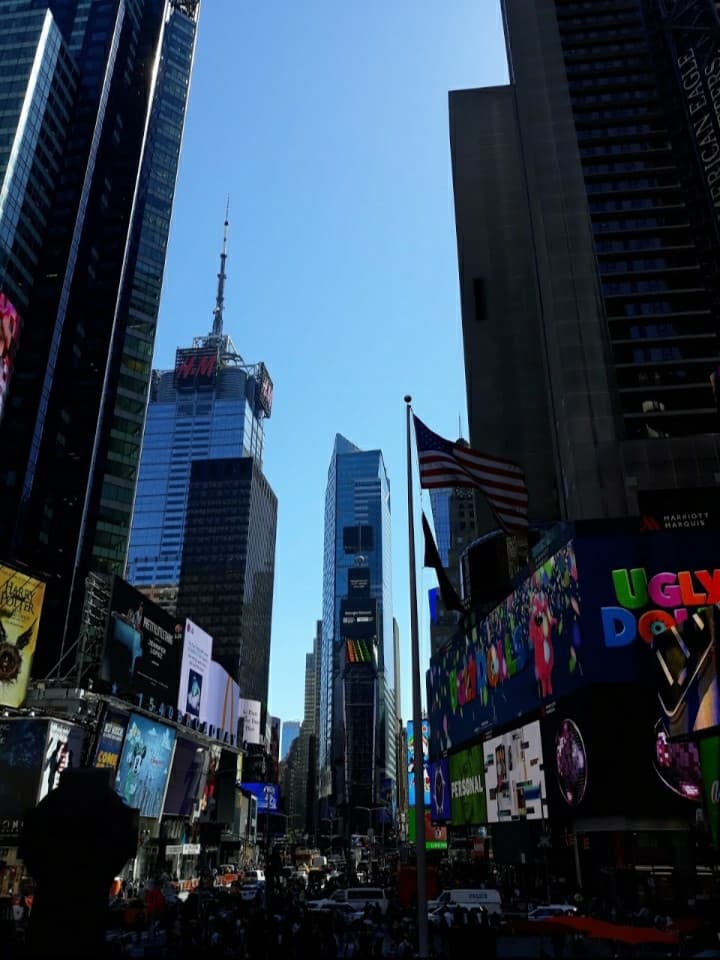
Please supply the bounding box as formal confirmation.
[528,904,578,921]
[243,868,266,883]
[428,904,488,925]
[239,882,265,902]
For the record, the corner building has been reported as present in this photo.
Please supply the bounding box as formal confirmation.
[450,0,720,533]
[318,436,396,834]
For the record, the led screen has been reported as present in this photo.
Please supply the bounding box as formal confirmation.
[448,745,486,825]
[101,577,182,710]
[0,566,46,709]
[163,738,206,816]
[430,758,450,822]
[115,713,176,818]
[0,719,46,836]
[94,709,128,774]
[407,719,430,807]
[177,619,212,723]
[483,720,547,823]
[241,782,279,812]
[37,720,84,802]
[0,291,21,424]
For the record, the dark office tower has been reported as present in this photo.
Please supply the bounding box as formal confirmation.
[0,1,200,679]
[318,435,396,832]
[450,0,720,532]
[176,457,277,708]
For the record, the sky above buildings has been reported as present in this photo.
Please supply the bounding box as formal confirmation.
[154,0,508,722]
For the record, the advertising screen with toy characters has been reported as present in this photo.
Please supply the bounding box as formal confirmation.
[428,540,583,753]
[115,712,176,818]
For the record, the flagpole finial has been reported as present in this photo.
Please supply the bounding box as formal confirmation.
[404,395,412,404]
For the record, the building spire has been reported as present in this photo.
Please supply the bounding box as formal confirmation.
[211,196,229,337]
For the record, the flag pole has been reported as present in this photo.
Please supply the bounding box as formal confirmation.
[405,395,429,959]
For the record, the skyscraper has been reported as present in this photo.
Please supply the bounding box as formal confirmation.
[175,455,277,708]
[127,213,272,610]
[318,435,396,833]
[280,720,300,761]
[0,0,201,679]
[450,0,720,532]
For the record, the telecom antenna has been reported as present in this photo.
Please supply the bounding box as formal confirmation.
[211,196,229,337]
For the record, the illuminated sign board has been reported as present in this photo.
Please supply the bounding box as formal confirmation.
[0,565,46,709]
[448,746,486,825]
[407,719,430,807]
[255,362,273,417]
[241,782,279,812]
[0,292,21,424]
[483,721,547,823]
[174,347,219,389]
[115,713,176,818]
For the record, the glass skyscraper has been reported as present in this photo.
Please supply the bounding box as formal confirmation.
[0,0,201,679]
[176,456,277,707]
[318,434,396,832]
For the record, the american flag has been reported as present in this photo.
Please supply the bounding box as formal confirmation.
[413,414,529,534]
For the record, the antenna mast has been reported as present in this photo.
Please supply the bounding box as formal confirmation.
[211,196,229,337]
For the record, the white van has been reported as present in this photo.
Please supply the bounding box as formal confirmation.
[427,888,502,916]
[333,887,389,915]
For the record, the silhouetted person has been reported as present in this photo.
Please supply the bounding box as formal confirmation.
[19,766,137,958]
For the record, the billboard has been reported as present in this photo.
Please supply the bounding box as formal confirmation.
[177,619,212,723]
[37,720,84,802]
[483,720,547,823]
[207,662,239,742]
[163,738,206,817]
[174,346,218,390]
[0,565,46,709]
[255,362,273,417]
[0,719,46,837]
[407,809,448,849]
[238,697,261,745]
[572,528,720,741]
[448,745,486,825]
[407,719,430,807]
[100,577,182,710]
[429,526,720,753]
[241,782,279,813]
[93,710,128,773]
[540,686,699,821]
[660,0,720,233]
[115,713,176,818]
[428,541,583,751]
[0,291,21,423]
[430,758,451,821]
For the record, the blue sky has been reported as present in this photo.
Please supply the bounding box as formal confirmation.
[154,1,508,722]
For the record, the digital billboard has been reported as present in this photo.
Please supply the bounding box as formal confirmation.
[241,782,279,813]
[541,686,699,821]
[572,527,720,741]
[0,719,46,837]
[448,745,486,825]
[0,565,46,709]
[407,719,430,807]
[177,619,212,723]
[430,758,451,822]
[483,720,547,823]
[93,710,128,774]
[207,661,240,742]
[115,713,176,819]
[255,362,273,417]
[100,577,182,710]
[0,291,21,424]
[238,697,261,745]
[429,526,720,754]
[407,809,448,849]
[37,720,84,802]
[428,541,583,752]
[174,346,218,390]
[163,738,206,817]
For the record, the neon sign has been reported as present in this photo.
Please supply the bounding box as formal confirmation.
[601,567,720,646]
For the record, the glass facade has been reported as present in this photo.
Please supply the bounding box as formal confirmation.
[318,435,396,818]
[0,1,200,681]
[176,457,277,707]
[127,358,267,591]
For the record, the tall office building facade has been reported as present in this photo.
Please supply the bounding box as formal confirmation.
[318,435,396,833]
[0,0,200,679]
[176,456,277,707]
[280,720,300,761]
[450,0,720,532]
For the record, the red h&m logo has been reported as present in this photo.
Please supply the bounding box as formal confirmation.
[175,351,217,381]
